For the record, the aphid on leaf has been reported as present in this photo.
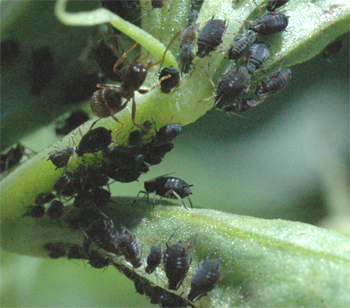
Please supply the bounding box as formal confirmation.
[227,30,256,61]
[247,41,270,75]
[249,12,289,36]
[159,66,181,94]
[145,244,162,274]
[119,227,142,268]
[180,43,195,74]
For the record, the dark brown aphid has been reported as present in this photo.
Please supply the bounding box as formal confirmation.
[187,9,199,26]
[54,171,76,196]
[87,187,112,208]
[144,143,174,165]
[24,205,45,218]
[247,42,270,75]
[256,64,291,98]
[106,165,144,183]
[215,66,251,109]
[159,66,180,94]
[143,176,193,208]
[35,192,55,205]
[154,122,181,145]
[180,24,196,48]
[249,12,289,36]
[187,257,220,302]
[0,143,26,173]
[63,73,100,105]
[164,239,190,290]
[180,43,195,73]
[128,130,143,147]
[119,227,142,268]
[196,17,227,58]
[322,40,343,59]
[1,39,20,65]
[75,127,112,157]
[88,250,110,269]
[222,98,262,113]
[27,47,55,95]
[103,145,146,169]
[85,217,120,255]
[145,244,162,274]
[228,30,256,61]
[266,0,289,12]
[43,243,66,259]
[67,245,88,260]
[55,110,90,135]
[47,200,64,219]
[47,146,74,169]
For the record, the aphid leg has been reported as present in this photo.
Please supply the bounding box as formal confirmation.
[164,190,189,209]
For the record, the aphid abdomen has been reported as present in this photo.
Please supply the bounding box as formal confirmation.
[145,244,162,274]
[247,42,270,75]
[76,127,112,157]
[249,12,289,35]
[257,67,291,98]
[228,30,256,61]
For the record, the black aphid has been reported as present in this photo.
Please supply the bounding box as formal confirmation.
[145,245,162,274]
[215,66,251,109]
[187,257,220,302]
[85,217,120,255]
[144,143,174,165]
[154,123,181,145]
[128,130,143,147]
[43,243,66,259]
[143,176,193,208]
[322,40,343,59]
[256,64,291,98]
[88,250,110,269]
[1,39,20,64]
[249,12,289,36]
[67,245,88,260]
[159,66,180,94]
[228,30,256,61]
[164,239,190,290]
[47,200,64,219]
[55,110,90,135]
[119,227,142,268]
[35,192,55,205]
[27,47,55,95]
[196,17,227,58]
[266,0,289,12]
[25,205,45,218]
[180,43,195,73]
[54,171,76,196]
[47,146,74,169]
[151,0,164,8]
[1,143,26,173]
[103,145,146,169]
[222,98,262,113]
[75,127,112,157]
[247,42,270,75]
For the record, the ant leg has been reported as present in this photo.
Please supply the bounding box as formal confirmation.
[113,42,139,72]
[97,83,120,89]
[107,23,121,57]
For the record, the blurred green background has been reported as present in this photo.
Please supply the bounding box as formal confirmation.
[1,0,349,307]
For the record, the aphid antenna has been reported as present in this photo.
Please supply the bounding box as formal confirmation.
[163,189,189,210]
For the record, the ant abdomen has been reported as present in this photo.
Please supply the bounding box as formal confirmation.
[90,88,123,118]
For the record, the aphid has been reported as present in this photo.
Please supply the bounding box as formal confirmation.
[27,47,55,94]
[103,145,146,169]
[215,66,251,109]
[106,165,143,183]
[196,17,227,58]
[128,130,143,147]
[143,176,193,208]
[62,73,100,105]
[47,146,74,169]
[154,122,181,145]
[55,110,90,135]
[67,245,88,260]
[228,30,256,61]
[322,40,343,59]
[85,217,120,255]
[180,24,196,48]
[47,200,64,219]
[145,244,162,274]
[0,143,26,173]
[1,39,20,65]
[256,64,291,98]
[88,250,110,269]
[144,143,174,165]
[222,98,262,113]
[159,66,181,94]
[187,9,199,26]
[75,127,112,157]
[266,0,289,12]
[119,227,142,268]
[249,12,289,36]
[43,243,66,259]
[164,239,190,290]
[92,40,122,82]
[187,257,220,302]
[87,187,112,208]
[24,205,45,218]
[35,192,55,205]
[247,42,270,75]
[54,171,76,196]
[179,43,195,74]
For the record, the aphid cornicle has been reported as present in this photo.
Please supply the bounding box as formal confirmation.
[256,64,291,98]
[215,66,251,109]
[196,17,227,58]
[266,0,289,12]
[47,146,74,169]
[119,227,142,268]
[228,30,256,61]
[47,200,64,219]
[247,42,270,75]
[164,239,190,290]
[75,127,112,157]
[143,176,193,208]
[159,66,181,94]
[249,12,289,36]
[187,257,220,302]
[145,244,162,274]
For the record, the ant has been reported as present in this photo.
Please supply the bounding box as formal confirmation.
[90,30,181,130]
